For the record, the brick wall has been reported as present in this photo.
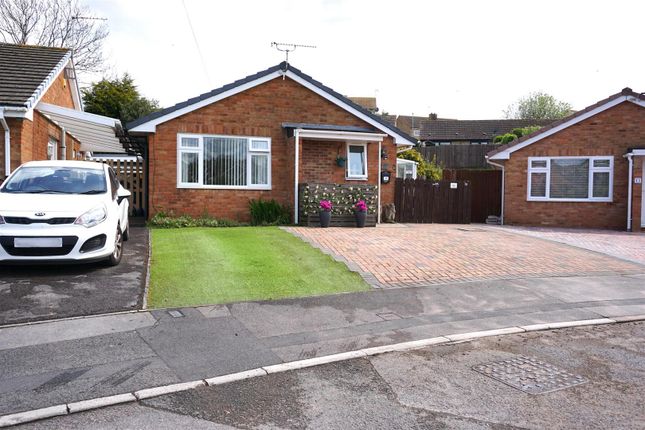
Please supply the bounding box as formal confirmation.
[148,77,398,221]
[504,102,645,230]
[40,72,76,109]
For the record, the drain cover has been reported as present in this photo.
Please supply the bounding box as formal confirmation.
[376,312,402,321]
[168,309,185,318]
[473,355,588,394]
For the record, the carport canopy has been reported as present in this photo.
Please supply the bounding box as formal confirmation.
[36,102,125,154]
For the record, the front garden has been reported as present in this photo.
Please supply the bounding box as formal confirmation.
[148,226,369,308]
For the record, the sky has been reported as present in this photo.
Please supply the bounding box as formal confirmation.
[86,0,645,119]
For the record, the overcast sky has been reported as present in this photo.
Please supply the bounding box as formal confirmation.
[87,0,644,119]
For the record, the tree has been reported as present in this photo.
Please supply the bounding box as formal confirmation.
[504,92,572,120]
[0,0,108,72]
[82,74,160,125]
[397,149,442,181]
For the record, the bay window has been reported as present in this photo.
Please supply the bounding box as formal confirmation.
[177,134,271,189]
[527,156,613,201]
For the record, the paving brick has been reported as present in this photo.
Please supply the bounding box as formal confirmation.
[285,224,644,289]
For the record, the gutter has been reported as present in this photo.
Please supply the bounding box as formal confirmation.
[486,158,505,225]
[624,153,633,231]
[0,108,10,177]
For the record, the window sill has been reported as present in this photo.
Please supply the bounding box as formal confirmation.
[177,184,272,191]
[527,197,612,203]
[345,177,369,181]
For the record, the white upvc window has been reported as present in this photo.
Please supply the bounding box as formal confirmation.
[346,142,368,180]
[177,133,271,189]
[527,156,613,202]
[47,138,58,160]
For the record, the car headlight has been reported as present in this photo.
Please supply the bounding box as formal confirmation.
[0,215,4,224]
[74,206,107,228]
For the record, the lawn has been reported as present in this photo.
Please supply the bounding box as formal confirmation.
[148,227,370,308]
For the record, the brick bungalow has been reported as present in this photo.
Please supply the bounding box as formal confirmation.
[486,88,645,232]
[0,43,124,180]
[127,62,416,224]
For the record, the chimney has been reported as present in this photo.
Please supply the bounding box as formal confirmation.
[429,113,438,120]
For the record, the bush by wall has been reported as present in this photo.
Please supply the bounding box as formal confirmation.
[148,212,241,228]
[249,199,292,225]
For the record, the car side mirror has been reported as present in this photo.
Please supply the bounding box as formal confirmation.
[117,186,131,204]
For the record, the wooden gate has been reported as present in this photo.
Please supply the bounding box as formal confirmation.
[394,178,471,224]
[94,158,146,216]
[443,169,502,223]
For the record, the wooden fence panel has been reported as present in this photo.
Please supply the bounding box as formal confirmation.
[93,158,146,216]
[419,145,492,169]
[443,169,501,223]
[395,178,471,224]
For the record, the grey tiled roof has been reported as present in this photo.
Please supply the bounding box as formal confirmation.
[420,118,553,141]
[0,43,70,107]
[127,62,417,144]
[379,114,552,141]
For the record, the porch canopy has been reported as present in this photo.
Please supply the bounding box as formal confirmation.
[36,102,125,154]
[283,123,387,224]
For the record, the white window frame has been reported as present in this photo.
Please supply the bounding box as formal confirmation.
[346,142,368,180]
[47,138,58,160]
[527,156,613,202]
[176,133,271,190]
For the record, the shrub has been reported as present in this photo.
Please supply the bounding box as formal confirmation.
[148,212,241,228]
[249,199,291,226]
[397,149,443,181]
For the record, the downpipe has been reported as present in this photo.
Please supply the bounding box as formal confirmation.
[0,108,10,178]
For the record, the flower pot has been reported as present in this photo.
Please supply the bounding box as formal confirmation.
[336,158,346,167]
[319,210,331,228]
[355,211,367,228]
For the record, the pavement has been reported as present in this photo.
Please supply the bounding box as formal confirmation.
[1,271,644,421]
[0,227,148,326]
[15,321,645,429]
[286,224,644,289]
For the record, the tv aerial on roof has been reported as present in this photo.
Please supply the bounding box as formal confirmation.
[271,42,316,75]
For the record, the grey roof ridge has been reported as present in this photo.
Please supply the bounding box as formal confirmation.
[126,62,418,144]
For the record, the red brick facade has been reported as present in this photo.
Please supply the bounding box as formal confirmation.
[502,101,645,231]
[1,71,80,178]
[147,77,398,222]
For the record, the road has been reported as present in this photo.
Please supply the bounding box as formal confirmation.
[17,321,645,429]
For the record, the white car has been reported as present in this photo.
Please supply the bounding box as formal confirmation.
[0,160,131,265]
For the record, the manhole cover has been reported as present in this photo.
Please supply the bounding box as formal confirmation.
[473,355,588,394]
[376,312,402,321]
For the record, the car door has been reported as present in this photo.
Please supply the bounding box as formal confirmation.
[108,167,128,228]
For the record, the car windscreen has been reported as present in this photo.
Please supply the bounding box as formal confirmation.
[0,166,108,194]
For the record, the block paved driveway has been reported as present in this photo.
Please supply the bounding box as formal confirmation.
[494,225,645,266]
[286,224,645,289]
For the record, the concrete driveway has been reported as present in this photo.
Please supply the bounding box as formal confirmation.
[286,224,645,289]
[0,227,148,326]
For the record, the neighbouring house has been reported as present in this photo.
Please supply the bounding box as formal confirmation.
[487,88,645,232]
[383,114,552,146]
[348,97,379,114]
[127,62,416,225]
[0,43,124,180]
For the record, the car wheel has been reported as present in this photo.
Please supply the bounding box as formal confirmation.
[123,222,130,241]
[106,226,123,266]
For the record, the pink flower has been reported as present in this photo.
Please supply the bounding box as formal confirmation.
[355,200,367,212]
[319,200,332,212]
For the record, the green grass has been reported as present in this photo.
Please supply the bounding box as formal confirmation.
[148,227,370,308]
